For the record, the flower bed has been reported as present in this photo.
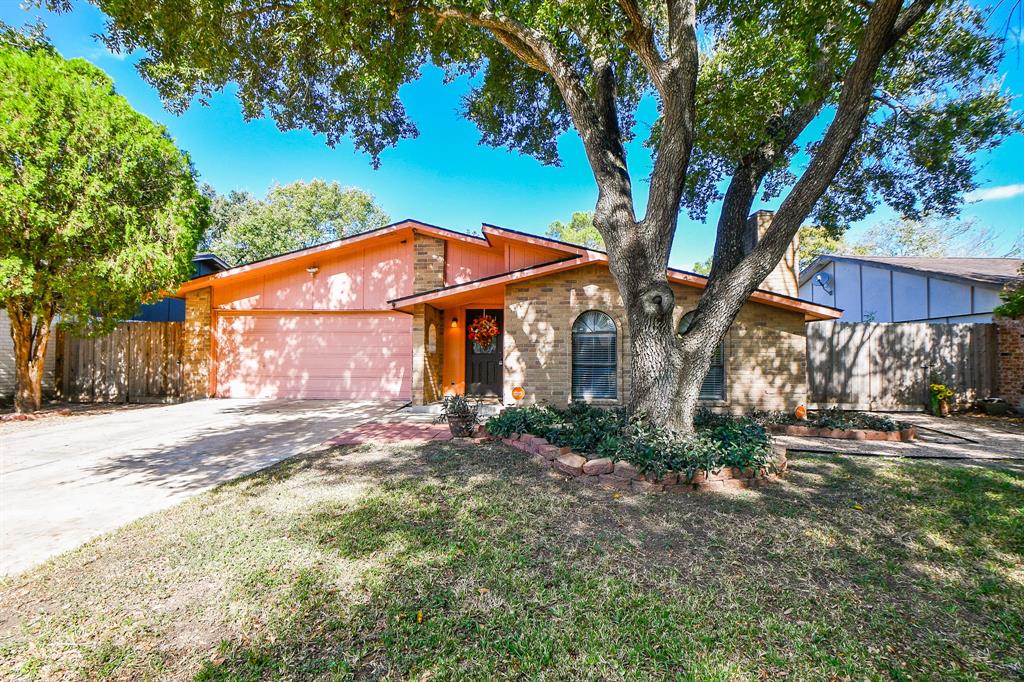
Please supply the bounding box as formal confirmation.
[751,408,917,442]
[484,404,786,494]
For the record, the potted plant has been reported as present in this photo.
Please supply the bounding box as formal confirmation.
[929,382,954,417]
[434,395,481,437]
[980,397,1012,416]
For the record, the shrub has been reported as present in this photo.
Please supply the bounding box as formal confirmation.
[626,416,774,478]
[486,404,775,476]
[484,405,560,438]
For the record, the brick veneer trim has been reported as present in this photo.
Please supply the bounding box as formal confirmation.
[413,233,446,294]
[183,287,212,399]
[996,318,1024,411]
[503,264,809,413]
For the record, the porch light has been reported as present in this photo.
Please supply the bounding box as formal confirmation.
[306,265,320,276]
[451,317,458,328]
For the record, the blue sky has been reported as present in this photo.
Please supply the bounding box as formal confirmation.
[3,2,1023,268]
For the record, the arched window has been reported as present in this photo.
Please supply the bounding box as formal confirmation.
[678,311,725,400]
[427,323,437,353]
[572,311,617,400]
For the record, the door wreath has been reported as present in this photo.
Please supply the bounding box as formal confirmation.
[468,314,500,353]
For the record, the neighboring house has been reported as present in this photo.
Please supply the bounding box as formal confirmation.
[0,254,230,400]
[800,255,1022,323]
[174,214,840,412]
[132,253,230,322]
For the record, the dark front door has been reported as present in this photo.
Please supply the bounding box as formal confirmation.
[465,308,503,397]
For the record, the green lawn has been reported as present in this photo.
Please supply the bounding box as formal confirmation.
[1,440,1022,680]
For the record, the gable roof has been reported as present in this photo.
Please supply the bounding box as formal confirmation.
[192,252,230,273]
[800,255,1023,288]
[174,218,512,295]
[390,251,842,321]
[173,217,839,319]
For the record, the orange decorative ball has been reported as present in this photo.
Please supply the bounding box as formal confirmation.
[794,404,808,421]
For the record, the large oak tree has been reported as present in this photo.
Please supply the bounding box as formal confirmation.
[0,25,208,412]
[73,0,1019,430]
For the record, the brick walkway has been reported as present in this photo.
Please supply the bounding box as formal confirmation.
[325,421,455,445]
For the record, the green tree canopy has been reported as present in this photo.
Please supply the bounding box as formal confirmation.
[201,180,390,265]
[0,24,208,411]
[81,0,1021,431]
[545,211,604,249]
[995,264,1024,319]
[691,257,712,275]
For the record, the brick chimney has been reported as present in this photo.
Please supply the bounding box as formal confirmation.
[744,210,799,297]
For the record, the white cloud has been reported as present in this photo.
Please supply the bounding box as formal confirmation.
[88,46,129,62]
[965,183,1024,202]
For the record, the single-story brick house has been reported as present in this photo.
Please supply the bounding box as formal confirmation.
[173,212,840,411]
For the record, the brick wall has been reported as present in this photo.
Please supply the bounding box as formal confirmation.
[182,287,212,399]
[745,210,799,298]
[996,318,1024,410]
[413,233,446,293]
[412,303,445,405]
[504,264,809,412]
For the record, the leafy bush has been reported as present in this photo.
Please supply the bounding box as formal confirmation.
[484,405,561,438]
[486,404,775,476]
[626,416,774,478]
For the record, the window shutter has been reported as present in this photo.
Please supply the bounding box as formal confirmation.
[699,344,725,400]
[678,311,726,400]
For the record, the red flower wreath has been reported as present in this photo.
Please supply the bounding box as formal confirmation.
[468,314,499,346]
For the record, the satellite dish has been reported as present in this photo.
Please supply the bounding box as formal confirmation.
[813,271,834,295]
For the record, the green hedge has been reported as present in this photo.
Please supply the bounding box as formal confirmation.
[486,404,775,477]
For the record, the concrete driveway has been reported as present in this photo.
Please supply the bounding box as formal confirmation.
[0,399,402,576]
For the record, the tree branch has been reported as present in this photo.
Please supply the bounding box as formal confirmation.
[711,55,838,276]
[691,0,935,347]
[434,7,636,224]
[893,0,935,40]
[616,0,668,94]
[640,0,698,260]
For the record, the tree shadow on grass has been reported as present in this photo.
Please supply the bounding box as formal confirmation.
[190,442,1023,681]
[5,436,1019,679]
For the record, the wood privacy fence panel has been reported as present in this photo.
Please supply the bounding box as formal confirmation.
[60,322,183,402]
[807,321,996,410]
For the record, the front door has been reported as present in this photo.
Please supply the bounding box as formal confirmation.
[465,308,503,397]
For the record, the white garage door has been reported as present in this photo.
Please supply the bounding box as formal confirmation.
[215,313,412,400]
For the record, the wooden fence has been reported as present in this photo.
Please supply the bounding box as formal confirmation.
[807,321,997,411]
[59,322,184,402]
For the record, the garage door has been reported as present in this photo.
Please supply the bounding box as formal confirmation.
[215,313,412,399]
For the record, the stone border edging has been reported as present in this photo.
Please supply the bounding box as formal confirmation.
[482,428,786,493]
[768,423,916,442]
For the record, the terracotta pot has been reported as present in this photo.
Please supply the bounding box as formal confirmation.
[447,415,477,438]
[939,399,950,417]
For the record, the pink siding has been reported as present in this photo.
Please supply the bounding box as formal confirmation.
[445,242,505,285]
[506,243,566,270]
[214,239,413,311]
[215,313,412,399]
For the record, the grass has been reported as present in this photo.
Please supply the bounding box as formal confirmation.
[1,440,1022,681]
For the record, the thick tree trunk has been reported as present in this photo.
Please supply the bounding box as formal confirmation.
[601,212,726,435]
[599,188,774,434]
[7,301,52,414]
